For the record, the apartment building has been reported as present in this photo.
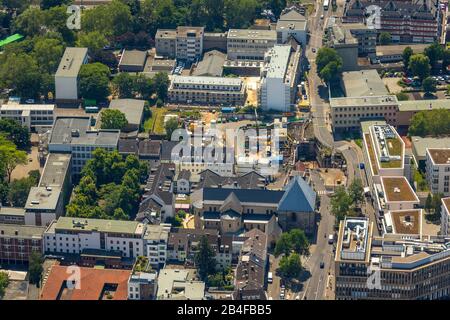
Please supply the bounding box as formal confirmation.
[335,216,450,300]
[344,0,440,43]
[374,176,420,215]
[128,257,158,300]
[48,117,119,178]
[155,27,204,61]
[24,153,72,227]
[0,224,46,264]
[362,124,407,187]
[441,197,450,236]
[227,29,277,60]
[382,209,423,236]
[259,44,302,112]
[157,269,205,300]
[426,148,450,196]
[330,70,398,131]
[144,224,170,268]
[44,217,146,258]
[168,75,246,106]
[0,104,54,131]
[55,47,88,101]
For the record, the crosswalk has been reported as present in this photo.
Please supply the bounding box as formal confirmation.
[316,190,328,195]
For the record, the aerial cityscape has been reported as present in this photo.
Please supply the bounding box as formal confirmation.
[1,0,450,304]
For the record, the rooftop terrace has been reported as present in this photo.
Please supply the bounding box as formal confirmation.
[381,177,419,203]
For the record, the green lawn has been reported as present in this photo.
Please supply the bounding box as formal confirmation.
[386,138,402,156]
[143,107,169,134]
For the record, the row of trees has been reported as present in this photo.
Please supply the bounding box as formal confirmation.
[66,149,148,220]
[408,109,450,137]
[274,229,310,279]
[316,47,343,84]
[112,72,170,101]
[402,43,450,81]
[330,179,364,224]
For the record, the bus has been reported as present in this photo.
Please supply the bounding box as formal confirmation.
[324,0,329,10]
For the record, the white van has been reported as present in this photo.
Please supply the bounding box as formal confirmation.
[268,272,273,283]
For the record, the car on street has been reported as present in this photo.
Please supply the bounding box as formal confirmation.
[320,262,325,269]
[312,48,316,53]
[268,272,273,284]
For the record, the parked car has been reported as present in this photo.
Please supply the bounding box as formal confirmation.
[320,262,325,269]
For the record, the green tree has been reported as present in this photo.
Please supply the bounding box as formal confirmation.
[0,271,9,298]
[278,253,302,279]
[425,193,433,213]
[7,176,37,206]
[79,63,111,101]
[40,0,71,10]
[442,50,450,71]
[0,52,44,99]
[274,229,309,257]
[408,109,450,137]
[422,76,437,94]
[330,186,352,223]
[82,0,132,37]
[224,0,257,29]
[28,251,43,286]
[379,32,391,45]
[408,54,431,81]
[0,118,31,150]
[153,72,170,101]
[76,31,109,53]
[194,235,216,281]
[274,232,291,257]
[348,179,364,206]
[316,47,343,84]
[0,135,28,183]
[424,42,444,67]
[164,117,179,140]
[32,37,64,74]
[100,109,128,130]
[402,46,413,68]
[432,193,444,221]
[112,73,135,98]
[12,7,45,37]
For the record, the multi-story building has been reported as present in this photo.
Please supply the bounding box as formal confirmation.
[168,75,246,106]
[374,176,420,216]
[144,224,170,268]
[330,70,398,131]
[24,153,72,227]
[344,0,440,43]
[128,256,158,300]
[276,9,308,45]
[48,117,119,178]
[362,124,408,187]
[157,268,205,300]
[441,197,450,236]
[227,29,277,60]
[55,47,88,101]
[426,148,450,196]
[259,44,302,112]
[335,216,450,300]
[44,217,147,259]
[0,104,54,132]
[155,27,204,62]
[0,224,46,264]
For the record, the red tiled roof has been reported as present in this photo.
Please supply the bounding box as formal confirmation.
[40,266,131,300]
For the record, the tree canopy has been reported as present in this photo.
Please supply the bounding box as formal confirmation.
[408,109,450,137]
[316,47,343,84]
[0,271,9,298]
[274,229,310,257]
[100,109,128,130]
[379,32,391,45]
[408,54,431,81]
[0,135,27,183]
[79,63,111,102]
[194,235,216,281]
[278,253,302,279]
[0,118,30,150]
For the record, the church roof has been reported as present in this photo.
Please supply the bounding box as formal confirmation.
[277,176,316,212]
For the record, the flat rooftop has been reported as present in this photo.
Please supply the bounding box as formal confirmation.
[25,186,61,211]
[381,177,419,203]
[337,217,370,262]
[172,75,242,86]
[276,19,307,31]
[155,29,177,39]
[0,104,54,111]
[51,217,145,235]
[342,70,388,97]
[39,153,71,188]
[442,197,450,214]
[330,95,398,108]
[398,99,450,112]
[370,124,403,169]
[427,148,450,165]
[389,209,422,235]
[55,47,88,77]
[412,136,450,159]
[227,29,276,40]
[109,99,145,126]
[263,45,291,79]
[176,26,204,37]
[49,116,119,146]
[0,224,46,239]
[119,49,147,67]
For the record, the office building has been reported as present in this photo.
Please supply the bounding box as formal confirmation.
[259,45,302,112]
[426,148,450,196]
[0,224,46,264]
[227,29,277,60]
[155,27,204,62]
[55,47,88,101]
[276,9,308,45]
[0,104,54,132]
